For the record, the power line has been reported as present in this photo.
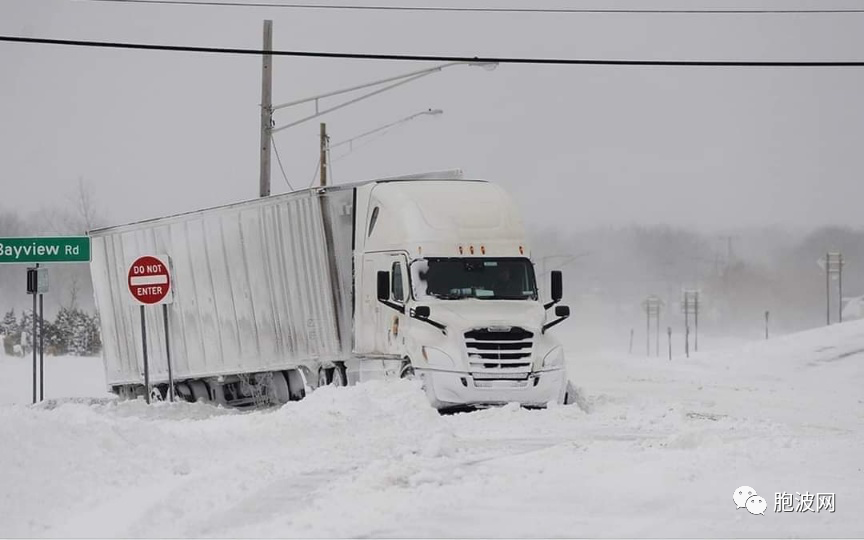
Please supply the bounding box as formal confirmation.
[270,135,294,190]
[70,0,864,14]
[3,36,864,66]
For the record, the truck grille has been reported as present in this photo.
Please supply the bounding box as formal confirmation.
[464,327,533,373]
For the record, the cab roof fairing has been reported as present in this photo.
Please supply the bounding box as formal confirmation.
[360,180,531,259]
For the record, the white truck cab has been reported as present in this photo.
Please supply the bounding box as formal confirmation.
[351,179,571,409]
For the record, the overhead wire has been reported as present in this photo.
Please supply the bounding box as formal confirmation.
[2,36,864,66]
[270,135,295,190]
[68,0,864,14]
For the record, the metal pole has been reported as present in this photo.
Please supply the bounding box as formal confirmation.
[838,254,843,323]
[655,305,660,357]
[163,304,174,402]
[320,122,328,187]
[646,304,650,357]
[31,267,37,405]
[684,294,689,358]
[685,325,690,358]
[667,326,672,360]
[765,310,769,340]
[826,252,831,325]
[259,19,273,198]
[629,328,633,354]
[694,292,699,352]
[39,292,44,401]
[141,305,150,404]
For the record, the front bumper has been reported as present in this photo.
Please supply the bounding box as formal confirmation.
[417,367,567,410]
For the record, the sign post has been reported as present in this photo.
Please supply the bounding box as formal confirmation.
[4,236,90,404]
[127,255,174,404]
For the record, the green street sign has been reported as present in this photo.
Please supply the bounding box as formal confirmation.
[0,236,91,263]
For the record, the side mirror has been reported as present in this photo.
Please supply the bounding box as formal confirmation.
[414,306,430,319]
[555,305,570,318]
[551,270,563,303]
[376,271,390,302]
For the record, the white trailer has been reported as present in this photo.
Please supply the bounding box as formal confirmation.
[89,174,572,409]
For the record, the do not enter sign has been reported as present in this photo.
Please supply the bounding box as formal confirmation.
[128,255,173,305]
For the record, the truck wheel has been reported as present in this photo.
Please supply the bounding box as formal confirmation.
[317,367,330,388]
[149,386,165,403]
[286,370,307,399]
[175,383,193,402]
[331,364,346,387]
[399,362,415,380]
[268,372,291,404]
[189,380,209,403]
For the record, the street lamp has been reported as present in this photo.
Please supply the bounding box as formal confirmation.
[270,62,495,134]
[309,108,443,187]
[259,50,497,195]
[330,108,443,153]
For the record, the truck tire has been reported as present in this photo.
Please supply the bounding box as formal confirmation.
[286,369,307,399]
[150,385,165,403]
[189,380,209,403]
[331,364,346,387]
[175,382,193,402]
[399,361,415,380]
[317,367,330,388]
[268,372,291,404]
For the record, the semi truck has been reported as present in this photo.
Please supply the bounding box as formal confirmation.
[89,173,572,410]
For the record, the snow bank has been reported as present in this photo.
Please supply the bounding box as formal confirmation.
[1,322,863,537]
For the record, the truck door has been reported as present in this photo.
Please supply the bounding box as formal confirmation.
[386,257,409,357]
[357,253,408,356]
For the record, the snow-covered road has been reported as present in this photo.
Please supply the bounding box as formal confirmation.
[1,321,862,537]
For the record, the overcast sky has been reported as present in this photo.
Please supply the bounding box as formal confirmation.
[2,0,864,232]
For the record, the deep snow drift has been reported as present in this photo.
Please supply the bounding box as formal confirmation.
[1,322,862,537]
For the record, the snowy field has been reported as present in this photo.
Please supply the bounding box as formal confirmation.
[1,322,863,538]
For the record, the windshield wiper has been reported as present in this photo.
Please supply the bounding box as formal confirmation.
[431,292,470,300]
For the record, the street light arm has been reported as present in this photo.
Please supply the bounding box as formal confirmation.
[271,71,434,134]
[329,108,442,150]
[271,61,461,112]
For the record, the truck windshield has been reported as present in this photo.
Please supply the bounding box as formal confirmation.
[411,258,538,300]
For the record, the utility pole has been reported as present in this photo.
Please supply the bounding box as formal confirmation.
[765,310,769,340]
[839,253,843,323]
[824,252,844,325]
[682,289,700,356]
[259,20,273,198]
[826,251,831,325]
[319,122,329,187]
[684,293,689,358]
[642,295,661,358]
[694,291,699,352]
[667,326,672,360]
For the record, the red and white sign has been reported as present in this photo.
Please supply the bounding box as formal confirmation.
[128,255,173,305]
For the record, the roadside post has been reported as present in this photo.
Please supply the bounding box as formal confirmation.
[37,268,47,401]
[765,310,769,340]
[127,255,174,403]
[4,236,89,404]
[820,253,844,325]
[667,326,672,360]
[642,295,662,358]
[682,289,701,355]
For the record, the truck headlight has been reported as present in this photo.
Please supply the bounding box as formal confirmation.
[422,346,454,368]
[542,347,564,369]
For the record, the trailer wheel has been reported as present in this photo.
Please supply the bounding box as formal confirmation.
[175,383,193,402]
[399,361,415,380]
[331,364,347,387]
[189,380,209,403]
[150,386,165,403]
[268,372,291,404]
[286,370,307,399]
[317,367,330,388]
